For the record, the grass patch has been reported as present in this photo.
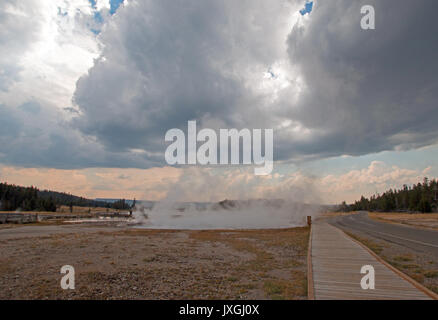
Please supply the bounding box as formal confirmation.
[263,271,307,300]
[264,280,285,300]
[227,276,239,282]
[143,256,158,263]
[424,270,438,278]
[393,254,414,262]
[344,231,384,254]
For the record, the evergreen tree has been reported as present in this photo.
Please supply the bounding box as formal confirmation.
[341,177,437,213]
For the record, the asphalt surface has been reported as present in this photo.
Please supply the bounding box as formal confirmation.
[329,212,438,258]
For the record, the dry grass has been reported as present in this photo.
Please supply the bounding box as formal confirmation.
[0,226,309,300]
[344,231,385,254]
[392,254,414,262]
[187,228,309,299]
[424,271,438,279]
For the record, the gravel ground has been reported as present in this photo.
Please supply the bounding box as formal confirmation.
[0,224,309,300]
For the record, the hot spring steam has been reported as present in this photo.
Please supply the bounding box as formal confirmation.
[132,199,320,230]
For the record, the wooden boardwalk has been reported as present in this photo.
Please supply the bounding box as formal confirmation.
[310,222,432,300]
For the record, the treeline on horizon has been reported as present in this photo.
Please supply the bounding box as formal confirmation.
[0,182,133,212]
[341,177,438,213]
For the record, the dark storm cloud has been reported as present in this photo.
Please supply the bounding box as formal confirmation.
[2,0,437,169]
[72,0,292,157]
[0,104,21,138]
[278,0,438,160]
[0,102,159,169]
[72,0,438,168]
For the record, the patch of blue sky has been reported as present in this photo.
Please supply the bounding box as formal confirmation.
[90,28,101,35]
[86,0,124,34]
[110,0,124,15]
[295,144,438,177]
[299,1,313,16]
[94,11,104,23]
[88,0,124,16]
[88,0,97,9]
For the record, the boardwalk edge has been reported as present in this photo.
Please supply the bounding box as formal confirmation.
[307,224,315,300]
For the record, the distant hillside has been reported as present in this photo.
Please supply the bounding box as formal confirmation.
[0,182,111,212]
[38,190,110,208]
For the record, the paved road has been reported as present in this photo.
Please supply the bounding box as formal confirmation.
[329,212,438,257]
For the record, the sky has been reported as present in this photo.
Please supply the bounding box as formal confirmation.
[0,0,437,204]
